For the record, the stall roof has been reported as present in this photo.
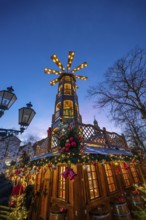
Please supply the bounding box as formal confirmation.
[85,146,132,156]
[30,146,132,162]
[30,152,53,161]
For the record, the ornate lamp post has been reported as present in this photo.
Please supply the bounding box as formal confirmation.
[0,87,36,138]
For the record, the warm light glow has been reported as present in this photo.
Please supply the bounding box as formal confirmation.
[74,74,87,80]
[44,68,62,75]
[58,165,66,200]
[5,158,11,166]
[67,51,75,70]
[50,78,59,86]
[51,54,65,71]
[71,62,88,73]
[86,164,100,199]
[130,164,139,183]
[104,163,116,192]
[64,83,71,95]
[45,52,88,86]
[120,162,131,187]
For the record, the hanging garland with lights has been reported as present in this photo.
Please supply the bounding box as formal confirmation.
[7,123,146,172]
[26,123,144,168]
[30,153,139,166]
[48,123,120,165]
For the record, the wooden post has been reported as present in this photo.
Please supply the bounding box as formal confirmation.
[103,127,111,148]
[47,127,52,152]
[73,164,86,220]
[31,168,43,220]
[39,167,52,220]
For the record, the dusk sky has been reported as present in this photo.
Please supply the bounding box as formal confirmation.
[0,0,146,142]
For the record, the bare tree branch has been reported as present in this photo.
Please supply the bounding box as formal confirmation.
[87,48,146,149]
[88,48,146,119]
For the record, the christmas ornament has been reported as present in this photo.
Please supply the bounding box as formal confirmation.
[62,167,70,179]
[69,168,77,180]
[123,162,129,170]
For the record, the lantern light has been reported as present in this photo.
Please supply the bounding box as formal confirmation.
[0,86,17,117]
[19,102,36,132]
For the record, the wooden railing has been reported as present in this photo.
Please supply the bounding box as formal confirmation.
[50,122,128,150]
[77,123,128,149]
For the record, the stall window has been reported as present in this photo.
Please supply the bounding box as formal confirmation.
[86,164,100,200]
[120,163,131,187]
[104,163,116,193]
[56,102,61,111]
[64,83,71,95]
[63,100,73,109]
[58,166,66,200]
[63,100,74,118]
[55,102,61,119]
[130,164,139,183]
[65,76,71,81]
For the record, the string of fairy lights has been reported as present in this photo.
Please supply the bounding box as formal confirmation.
[51,54,65,71]
[67,51,75,70]
[27,152,139,168]
[44,68,62,75]
[5,153,142,183]
[44,51,88,86]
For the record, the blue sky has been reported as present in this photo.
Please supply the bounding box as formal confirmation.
[0,0,146,142]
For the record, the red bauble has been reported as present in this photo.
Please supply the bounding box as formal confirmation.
[11,184,24,196]
[117,197,125,203]
[132,189,139,195]
[65,143,71,148]
[58,147,62,152]
[67,126,72,130]
[80,145,85,149]
[71,141,77,147]
[15,170,21,175]
[65,147,70,152]
[69,137,74,142]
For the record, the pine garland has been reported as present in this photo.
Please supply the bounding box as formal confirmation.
[8,194,28,220]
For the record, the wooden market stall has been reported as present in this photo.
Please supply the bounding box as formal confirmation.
[4,124,146,220]
[21,122,145,220]
[4,52,146,220]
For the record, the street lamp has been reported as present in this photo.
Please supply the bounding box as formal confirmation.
[0,87,36,138]
[19,102,36,133]
[0,86,17,118]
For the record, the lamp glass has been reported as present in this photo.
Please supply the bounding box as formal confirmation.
[19,106,36,127]
[0,90,17,110]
